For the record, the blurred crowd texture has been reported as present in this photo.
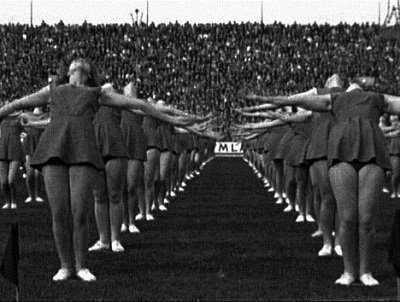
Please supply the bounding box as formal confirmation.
[1,21,400,126]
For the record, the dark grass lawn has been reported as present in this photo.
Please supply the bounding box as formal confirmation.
[0,157,399,301]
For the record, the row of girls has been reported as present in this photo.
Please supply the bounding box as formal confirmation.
[0,58,217,282]
[0,105,45,210]
[235,73,400,287]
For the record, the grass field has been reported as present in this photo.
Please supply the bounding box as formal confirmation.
[0,157,399,301]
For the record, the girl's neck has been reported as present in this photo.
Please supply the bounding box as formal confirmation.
[70,80,87,87]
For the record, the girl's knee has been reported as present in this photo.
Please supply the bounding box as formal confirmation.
[319,183,334,200]
[72,211,88,227]
[134,177,144,189]
[8,175,17,187]
[145,176,154,188]
[126,183,135,196]
[359,214,375,231]
[340,215,358,230]
[0,177,9,187]
[52,208,69,224]
[359,220,374,233]
[109,190,120,204]
[93,190,106,203]
[26,168,35,178]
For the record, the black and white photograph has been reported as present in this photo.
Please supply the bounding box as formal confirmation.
[1,0,400,300]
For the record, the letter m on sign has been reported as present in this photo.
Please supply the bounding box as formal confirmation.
[218,143,229,152]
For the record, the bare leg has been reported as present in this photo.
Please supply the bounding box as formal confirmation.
[105,158,125,243]
[121,171,129,228]
[194,150,200,173]
[93,171,110,244]
[69,165,96,270]
[8,161,20,205]
[305,178,314,216]
[0,161,11,206]
[274,160,284,200]
[311,160,337,246]
[329,162,358,277]
[310,162,322,229]
[25,155,35,200]
[34,169,44,200]
[358,164,384,277]
[158,151,172,207]
[144,148,160,212]
[170,153,179,192]
[127,159,146,218]
[295,166,308,217]
[390,156,400,197]
[284,162,296,208]
[178,150,188,186]
[42,164,74,270]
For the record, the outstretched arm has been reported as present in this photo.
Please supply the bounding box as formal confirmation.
[100,89,191,126]
[383,94,400,114]
[268,110,313,123]
[239,103,279,112]
[242,88,330,112]
[174,126,190,134]
[243,132,265,141]
[236,118,286,131]
[247,94,331,111]
[21,118,50,129]
[192,112,216,123]
[384,128,400,137]
[0,86,50,118]
[19,112,50,129]
[234,109,278,119]
[156,105,190,117]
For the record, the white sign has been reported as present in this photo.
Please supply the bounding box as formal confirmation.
[215,142,243,156]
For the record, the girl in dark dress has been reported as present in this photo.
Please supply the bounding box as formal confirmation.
[175,131,190,192]
[142,100,164,214]
[243,81,400,286]
[121,83,151,225]
[168,128,180,199]
[88,86,129,253]
[305,81,345,257]
[155,101,174,211]
[0,107,24,210]
[0,58,192,282]
[282,110,315,223]
[22,107,45,204]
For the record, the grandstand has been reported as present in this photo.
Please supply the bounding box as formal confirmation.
[1,19,400,126]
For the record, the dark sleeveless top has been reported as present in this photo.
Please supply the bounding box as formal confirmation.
[31,84,104,170]
[307,86,346,161]
[328,89,390,169]
[158,121,174,151]
[23,127,44,157]
[285,119,313,166]
[120,110,147,161]
[0,116,24,162]
[265,124,289,161]
[93,106,128,160]
[143,116,162,150]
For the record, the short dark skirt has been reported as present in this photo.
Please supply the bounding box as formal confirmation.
[23,128,43,157]
[0,129,24,162]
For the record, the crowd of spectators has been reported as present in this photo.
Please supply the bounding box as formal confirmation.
[1,20,400,128]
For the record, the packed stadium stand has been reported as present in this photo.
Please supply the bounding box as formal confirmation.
[1,21,400,123]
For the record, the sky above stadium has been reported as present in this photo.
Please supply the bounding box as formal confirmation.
[0,0,391,25]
